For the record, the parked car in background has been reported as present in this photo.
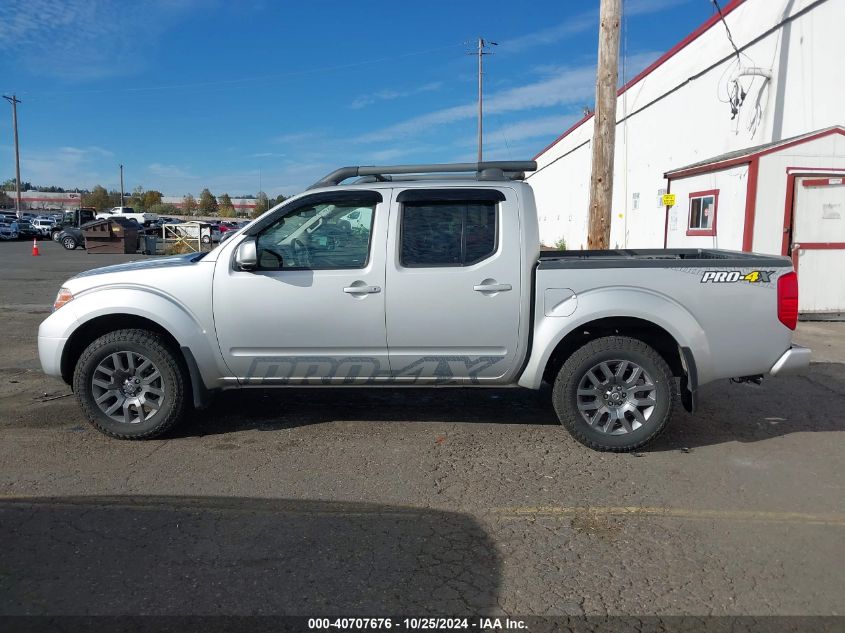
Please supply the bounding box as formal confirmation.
[32,218,57,236]
[96,206,158,226]
[15,219,41,240]
[0,221,19,240]
[51,208,97,244]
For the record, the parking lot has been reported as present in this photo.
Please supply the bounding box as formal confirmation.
[1,239,843,619]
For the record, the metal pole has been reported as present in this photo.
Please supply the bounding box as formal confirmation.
[478,37,483,163]
[119,164,124,207]
[3,95,23,218]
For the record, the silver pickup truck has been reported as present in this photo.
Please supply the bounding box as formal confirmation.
[38,161,810,451]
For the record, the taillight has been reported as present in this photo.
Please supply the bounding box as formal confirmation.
[777,271,798,330]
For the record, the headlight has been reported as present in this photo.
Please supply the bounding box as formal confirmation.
[53,287,74,311]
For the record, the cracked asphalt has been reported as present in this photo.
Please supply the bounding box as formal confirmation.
[1,240,843,618]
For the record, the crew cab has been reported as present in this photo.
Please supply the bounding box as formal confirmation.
[37,161,810,451]
[96,206,158,226]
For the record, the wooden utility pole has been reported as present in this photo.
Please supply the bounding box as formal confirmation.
[3,95,23,218]
[587,0,621,249]
[119,164,125,207]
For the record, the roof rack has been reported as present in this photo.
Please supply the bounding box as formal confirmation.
[307,161,537,190]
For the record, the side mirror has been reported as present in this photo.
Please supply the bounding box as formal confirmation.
[234,237,258,271]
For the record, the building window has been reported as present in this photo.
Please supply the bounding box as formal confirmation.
[687,190,718,237]
[657,188,667,208]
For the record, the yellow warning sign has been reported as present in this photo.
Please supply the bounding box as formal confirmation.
[662,193,676,207]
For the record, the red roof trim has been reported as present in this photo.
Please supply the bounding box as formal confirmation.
[666,127,845,180]
[534,0,747,160]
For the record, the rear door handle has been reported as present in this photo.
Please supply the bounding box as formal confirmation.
[343,284,381,294]
[473,283,512,292]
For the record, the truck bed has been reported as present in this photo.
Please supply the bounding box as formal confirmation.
[538,248,792,269]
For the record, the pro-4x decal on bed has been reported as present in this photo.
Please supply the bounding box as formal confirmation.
[700,270,775,283]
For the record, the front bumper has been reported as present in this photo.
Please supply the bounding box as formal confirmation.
[38,335,68,379]
[769,345,811,376]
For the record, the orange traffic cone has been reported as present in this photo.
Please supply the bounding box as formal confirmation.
[32,238,40,256]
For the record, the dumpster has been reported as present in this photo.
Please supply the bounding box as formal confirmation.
[82,218,139,254]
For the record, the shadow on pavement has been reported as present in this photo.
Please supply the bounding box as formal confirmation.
[177,386,559,438]
[0,496,501,616]
[176,364,842,451]
[649,363,843,451]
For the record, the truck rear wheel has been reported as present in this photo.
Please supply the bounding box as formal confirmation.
[61,235,78,250]
[552,336,676,452]
[72,329,186,439]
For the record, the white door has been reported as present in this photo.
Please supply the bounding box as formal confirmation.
[385,188,523,384]
[213,191,390,383]
[792,176,845,314]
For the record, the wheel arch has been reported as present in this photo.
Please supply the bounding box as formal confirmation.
[61,313,212,408]
[540,316,685,385]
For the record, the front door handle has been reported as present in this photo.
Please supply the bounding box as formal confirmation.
[473,282,512,293]
[343,284,381,294]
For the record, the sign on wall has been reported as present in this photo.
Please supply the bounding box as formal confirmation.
[662,193,677,207]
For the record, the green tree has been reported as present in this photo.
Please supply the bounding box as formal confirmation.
[128,185,146,211]
[271,194,287,207]
[252,191,269,218]
[143,190,163,210]
[182,194,198,216]
[81,185,112,212]
[198,188,218,215]
[0,190,11,208]
[149,203,180,216]
[218,192,235,218]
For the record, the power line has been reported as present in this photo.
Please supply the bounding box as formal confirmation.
[712,0,742,63]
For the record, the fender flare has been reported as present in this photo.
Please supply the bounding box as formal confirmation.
[62,285,229,398]
[517,286,712,391]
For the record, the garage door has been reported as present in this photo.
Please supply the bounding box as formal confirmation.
[791,176,845,315]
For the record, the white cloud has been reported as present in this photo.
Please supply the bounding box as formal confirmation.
[500,0,690,53]
[353,64,595,143]
[148,163,196,179]
[273,131,326,145]
[16,146,114,189]
[349,81,443,109]
[0,0,210,79]
[353,50,660,145]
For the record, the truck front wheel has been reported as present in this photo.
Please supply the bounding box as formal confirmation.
[72,329,187,439]
[552,336,676,452]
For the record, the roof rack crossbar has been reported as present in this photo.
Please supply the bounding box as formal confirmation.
[308,161,537,190]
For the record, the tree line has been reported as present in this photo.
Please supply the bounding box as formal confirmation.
[2,177,287,219]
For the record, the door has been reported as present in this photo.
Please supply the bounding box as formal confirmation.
[791,176,845,315]
[213,190,390,384]
[385,188,523,384]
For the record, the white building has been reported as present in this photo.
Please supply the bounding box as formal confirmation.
[528,0,844,315]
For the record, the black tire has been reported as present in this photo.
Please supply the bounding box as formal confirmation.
[72,329,187,439]
[201,235,211,244]
[552,336,676,452]
[61,235,78,250]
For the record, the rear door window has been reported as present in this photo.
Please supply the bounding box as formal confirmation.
[400,201,497,267]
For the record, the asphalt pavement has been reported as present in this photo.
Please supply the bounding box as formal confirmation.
[0,239,843,622]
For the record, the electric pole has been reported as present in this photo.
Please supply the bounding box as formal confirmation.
[587,0,621,250]
[119,164,125,207]
[473,37,497,163]
[3,95,23,219]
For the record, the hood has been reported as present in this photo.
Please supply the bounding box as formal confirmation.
[72,253,204,279]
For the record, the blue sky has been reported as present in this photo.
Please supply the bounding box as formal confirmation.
[0,0,716,197]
